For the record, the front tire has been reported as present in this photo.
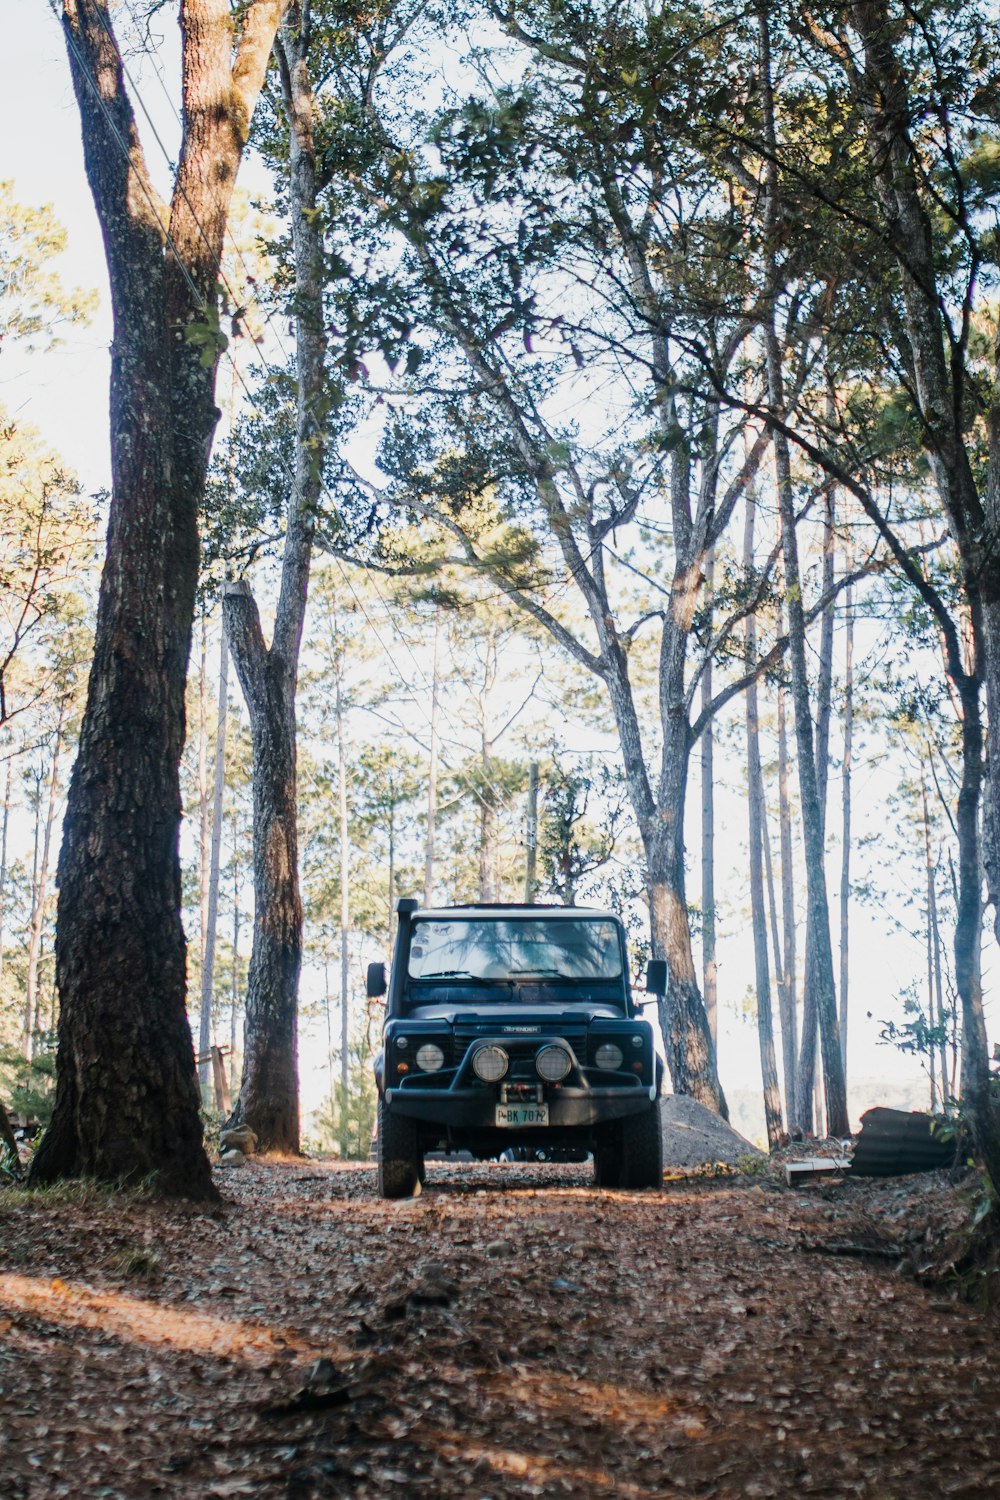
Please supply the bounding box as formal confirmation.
[593,1125,622,1187]
[620,1103,663,1189]
[377,1098,423,1199]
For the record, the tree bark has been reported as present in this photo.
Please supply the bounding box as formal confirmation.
[31,0,282,1197]
[744,493,784,1149]
[224,13,323,1153]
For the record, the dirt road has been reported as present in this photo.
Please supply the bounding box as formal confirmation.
[0,1159,996,1498]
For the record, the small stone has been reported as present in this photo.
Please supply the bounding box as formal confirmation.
[550,1277,584,1294]
[486,1241,511,1259]
[218,1148,246,1168]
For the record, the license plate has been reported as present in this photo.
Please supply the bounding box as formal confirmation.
[495,1104,549,1128]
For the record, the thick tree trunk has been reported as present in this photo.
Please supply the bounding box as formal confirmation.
[224,16,323,1154]
[744,495,783,1149]
[701,548,718,1048]
[31,0,282,1197]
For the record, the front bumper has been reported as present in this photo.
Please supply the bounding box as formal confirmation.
[384,1081,656,1130]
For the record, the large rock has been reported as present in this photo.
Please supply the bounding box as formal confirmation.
[220,1126,258,1156]
[659,1094,764,1168]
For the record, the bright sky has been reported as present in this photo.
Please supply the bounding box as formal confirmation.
[2,0,981,1145]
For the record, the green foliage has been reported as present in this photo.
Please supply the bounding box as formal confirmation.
[0,1035,57,1125]
[0,180,96,351]
[317,1035,378,1160]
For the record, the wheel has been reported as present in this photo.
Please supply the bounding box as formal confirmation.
[620,1104,663,1189]
[593,1125,623,1187]
[377,1097,423,1198]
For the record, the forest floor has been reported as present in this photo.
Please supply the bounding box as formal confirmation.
[0,1155,997,1499]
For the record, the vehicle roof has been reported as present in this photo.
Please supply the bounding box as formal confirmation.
[413,904,620,922]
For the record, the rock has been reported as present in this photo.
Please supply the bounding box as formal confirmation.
[486,1240,511,1259]
[220,1126,258,1155]
[659,1094,764,1169]
[218,1148,246,1168]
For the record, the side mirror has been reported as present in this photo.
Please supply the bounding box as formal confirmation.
[645,959,667,996]
[366,961,387,999]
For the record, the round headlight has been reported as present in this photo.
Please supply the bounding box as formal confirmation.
[595,1043,624,1071]
[415,1043,445,1072]
[473,1045,509,1082]
[536,1044,572,1082]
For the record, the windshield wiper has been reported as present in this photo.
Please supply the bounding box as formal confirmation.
[416,969,478,979]
[509,967,569,978]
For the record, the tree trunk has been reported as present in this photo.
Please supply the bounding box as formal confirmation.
[0,761,11,979]
[224,16,324,1154]
[776,679,799,1130]
[839,584,853,1076]
[763,790,794,1131]
[647,633,727,1118]
[24,714,64,1057]
[955,681,989,1114]
[335,653,350,1108]
[196,616,211,1078]
[929,853,948,1107]
[424,608,440,907]
[198,628,228,1083]
[701,547,718,1048]
[744,494,783,1149]
[759,9,847,1139]
[31,0,282,1197]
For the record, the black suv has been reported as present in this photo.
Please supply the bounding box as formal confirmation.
[369,899,665,1197]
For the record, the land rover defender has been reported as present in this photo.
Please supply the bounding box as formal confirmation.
[369,899,665,1197]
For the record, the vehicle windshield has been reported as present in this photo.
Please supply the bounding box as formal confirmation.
[407,917,624,981]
